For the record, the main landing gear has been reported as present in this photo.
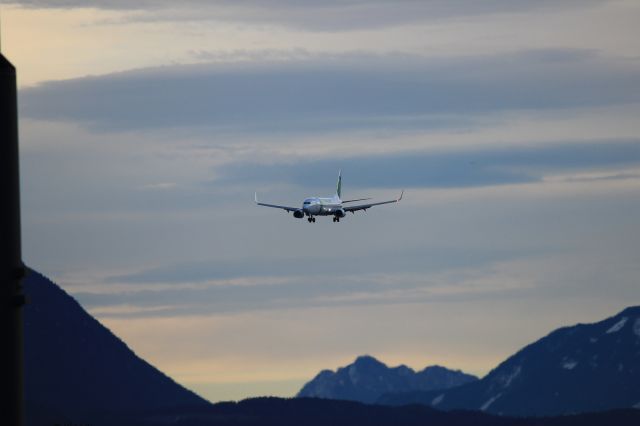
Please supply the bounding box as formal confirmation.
[306,216,340,223]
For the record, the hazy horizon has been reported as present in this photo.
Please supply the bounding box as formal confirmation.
[5,0,640,402]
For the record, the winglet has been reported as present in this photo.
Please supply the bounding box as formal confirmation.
[397,190,404,202]
[254,192,258,204]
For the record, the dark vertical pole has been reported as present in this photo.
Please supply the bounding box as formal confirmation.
[0,52,26,426]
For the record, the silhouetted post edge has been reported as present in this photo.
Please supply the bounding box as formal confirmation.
[0,52,26,426]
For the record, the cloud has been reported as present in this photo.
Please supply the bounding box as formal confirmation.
[20,49,640,134]
[106,244,525,284]
[76,264,535,318]
[137,182,179,191]
[218,139,640,190]
[68,242,539,318]
[546,171,640,184]
[10,1,599,31]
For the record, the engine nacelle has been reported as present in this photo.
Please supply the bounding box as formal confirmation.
[293,209,304,219]
[334,209,346,218]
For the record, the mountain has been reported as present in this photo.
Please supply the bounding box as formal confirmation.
[379,307,640,416]
[105,397,640,426]
[20,271,640,423]
[297,355,477,404]
[23,269,210,424]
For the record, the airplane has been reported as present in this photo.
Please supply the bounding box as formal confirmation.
[255,171,403,223]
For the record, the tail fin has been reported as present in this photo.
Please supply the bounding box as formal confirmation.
[336,170,342,198]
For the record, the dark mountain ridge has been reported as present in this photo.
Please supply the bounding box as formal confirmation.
[103,397,640,426]
[23,269,210,424]
[297,354,477,403]
[379,306,640,416]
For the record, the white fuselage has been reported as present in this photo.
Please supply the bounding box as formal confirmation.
[302,196,343,216]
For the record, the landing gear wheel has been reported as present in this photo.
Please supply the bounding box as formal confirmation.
[312,217,316,222]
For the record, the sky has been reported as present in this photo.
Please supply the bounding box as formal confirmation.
[4,0,640,402]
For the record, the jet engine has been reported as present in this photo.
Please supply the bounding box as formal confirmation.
[293,209,304,218]
[334,209,346,218]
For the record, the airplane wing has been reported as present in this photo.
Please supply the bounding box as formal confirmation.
[342,197,372,203]
[343,191,403,213]
[255,193,299,212]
